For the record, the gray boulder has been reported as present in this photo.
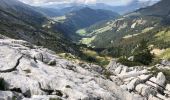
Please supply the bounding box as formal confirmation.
[135,84,157,97]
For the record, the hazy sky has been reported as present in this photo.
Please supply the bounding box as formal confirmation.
[20,0,160,6]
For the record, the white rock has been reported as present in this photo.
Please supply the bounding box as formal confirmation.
[156,93,169,100]
[0,46,22,72]
[23,95,64,100]
[33,52,43,62]
[120,66,128,74]
[110,76,124,85]
[0,91,14,100]
[0,41,127,99]
[90,64,103,74]
[123,77,135,83]
[135,84,157,97]
[95,78,142,100]
[120,85,127,91]
[33,51,56,64]
[106,59,118,70]
[138,74,152,82]
[126,78,140,91]
[132,93,146,100]
[148,94,161,100]
[166,84,170,91]
[115,66,122,74]
[131,22,137,28]
[128,56,134,61]
[81,63,103,74]
[118,69,148,79]
[147,72,166,91]
[156,72,166,87]
[48,59,56,65]
[161,60,170,66]
[0,38,168,100]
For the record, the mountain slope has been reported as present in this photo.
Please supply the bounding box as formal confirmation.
[0,38,169,100]
[138,0,170,16]
[52,7,119,40]
[0,0,47,26]
[37,0,159,16]
[35,7,63,17]
[0,0,77,53]
[79,0,170,58]
[138,0,170,25]
[89,1,152,15]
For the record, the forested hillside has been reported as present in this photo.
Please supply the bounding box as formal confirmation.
[51,7,119,40]
[78,0,170,61]
[0,0,78,53]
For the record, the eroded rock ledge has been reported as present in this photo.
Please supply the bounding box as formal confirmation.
[0,39,169,100]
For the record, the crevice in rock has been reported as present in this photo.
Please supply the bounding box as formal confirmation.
[148,80,165,90]
[10,88,31,98]
[66,65,77,72]
[130,75,153,92]
[9,88,31,98]
[142,75,153,83]
[33,53,44,63]
[33,56,38,63]
[10,88,22,93]
[38,82,55,95]
[0,55,23,73]
[23,90,31,98]
[55,90,63,97]
[147,80,167,95]
[0,78,6,91]
[38,82,65,98]
[41,53,44,62]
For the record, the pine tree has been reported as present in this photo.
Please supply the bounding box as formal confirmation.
[132,39,154,65]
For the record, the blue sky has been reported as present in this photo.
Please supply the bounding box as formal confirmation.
[20,0,160,6]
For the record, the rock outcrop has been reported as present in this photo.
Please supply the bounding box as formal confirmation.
[0,39,170,100]
[106,60,170,100]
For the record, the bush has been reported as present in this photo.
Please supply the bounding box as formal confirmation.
[103,70,112,79]
[117,57,142,67]
[133,49,154,65]
[150,58,162,66]
[86,56,97,62]
[132,39,154,65]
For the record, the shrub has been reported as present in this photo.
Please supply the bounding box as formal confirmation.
[117,57,142,67]
[132,39,154,65]
[150,58,162,66]
[133,49,154,65]
[103,70,112,79]
[87,56,97,62]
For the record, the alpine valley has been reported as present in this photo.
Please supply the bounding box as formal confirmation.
[0,0,170,100]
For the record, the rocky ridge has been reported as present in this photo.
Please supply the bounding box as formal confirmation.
[0,38,169,100]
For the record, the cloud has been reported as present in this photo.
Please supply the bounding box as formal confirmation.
[21,0,97,5]
[21,0,69,5]
[75,0,96,4]
[19,0,160,6]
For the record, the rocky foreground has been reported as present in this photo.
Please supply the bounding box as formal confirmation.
[0,39,169,100]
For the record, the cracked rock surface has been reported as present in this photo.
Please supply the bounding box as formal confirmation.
[107,60,170,100]
[0,39,170,100]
